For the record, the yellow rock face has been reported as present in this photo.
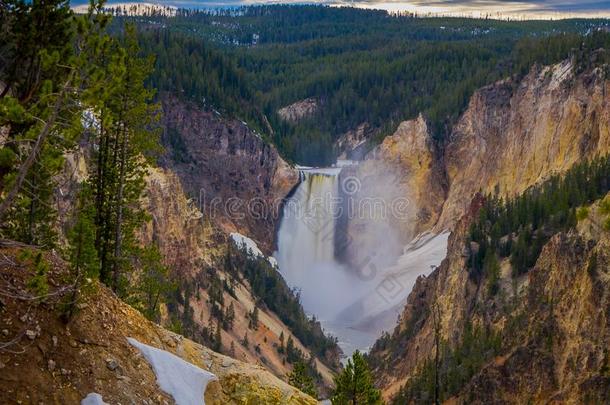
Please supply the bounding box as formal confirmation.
[438,60,610,229]
[343,114,446,266]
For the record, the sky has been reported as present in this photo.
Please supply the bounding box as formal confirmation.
[72,0,610,19]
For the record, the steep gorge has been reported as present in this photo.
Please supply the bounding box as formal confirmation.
[363,58,610,402]
[141,166,338,386]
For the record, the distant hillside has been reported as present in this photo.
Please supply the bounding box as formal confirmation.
[122,5,610,164]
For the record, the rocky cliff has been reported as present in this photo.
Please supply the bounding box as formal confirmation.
[160,95,298,254]
[362,59,610,403]
[277,98,319,123]
[439,59,610,229]
[338,115,446,269]
[357,59,610,243]
[0,246,317,404]
[369,194,610,403]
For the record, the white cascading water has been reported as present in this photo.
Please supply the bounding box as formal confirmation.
[275,167,372,354]
[275,166,449,356]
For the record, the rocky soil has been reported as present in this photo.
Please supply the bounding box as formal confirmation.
[0,246,317,404]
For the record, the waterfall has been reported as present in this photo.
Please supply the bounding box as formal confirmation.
[276,166,380,355]
[275,168,354,320]
[275,166,449,356]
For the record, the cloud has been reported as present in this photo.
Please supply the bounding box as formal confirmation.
[332,0,610,18]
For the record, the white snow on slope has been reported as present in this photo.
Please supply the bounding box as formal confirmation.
[230,232,278,267]
[81,393,108,405]
[127,338,217,405]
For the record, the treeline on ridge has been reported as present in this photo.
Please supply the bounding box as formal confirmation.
[127,6,610,165]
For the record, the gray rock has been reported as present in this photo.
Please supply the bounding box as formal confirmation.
[106,358,119,371]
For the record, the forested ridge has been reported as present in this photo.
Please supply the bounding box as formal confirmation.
[118,5,610,164]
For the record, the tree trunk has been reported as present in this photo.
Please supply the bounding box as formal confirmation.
[112,124,128,292]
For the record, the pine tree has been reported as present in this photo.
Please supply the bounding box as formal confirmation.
[85,22,160,293]
[128,244,174,322]
[288,360,318,399]
[62,188,99,321]
[278,330,285,354]
[0,0,105,243]
[248,305,259,330]
[286,336,295,362]
[224,301,235,330]
[213,318,222,352]
[331,351,383,405]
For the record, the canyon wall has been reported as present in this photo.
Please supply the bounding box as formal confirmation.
[369,194,610,403]
[365,58,610,402]
[160,95,298,254]
[357,59,610,245]
[438,59,610,230]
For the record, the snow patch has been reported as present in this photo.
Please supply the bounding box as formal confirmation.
[230,232,277,267]
[81,393,108,405]
[127,338,217,405]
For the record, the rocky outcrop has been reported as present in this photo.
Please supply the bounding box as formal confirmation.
[0,247,317,404]
[160,95,298,254]
[338,115,446,269]
[277,98,319,123]
[336,122,373,160]
[437,59,610,229]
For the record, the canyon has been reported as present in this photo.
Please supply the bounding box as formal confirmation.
[3,51,610,404]
[152,56,610,399]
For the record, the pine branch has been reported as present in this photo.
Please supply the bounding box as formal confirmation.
[0,75,73,225]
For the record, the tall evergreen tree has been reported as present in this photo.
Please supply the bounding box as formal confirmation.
[85,23,160,293]
[288,360,318,399]
[331,351,383,405]
[63,187,99,321]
